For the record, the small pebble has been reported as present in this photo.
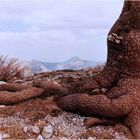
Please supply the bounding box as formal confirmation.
[61,137,69,140]
[23,126,28,134]
[0,133,2,139]
[88,137,96,140]
[13,79,23,83]
[36,135,44,140]
[2,133,10,139]
[0,105,6,108]
[32,126,40,134]
[42,125,53,139]
[0,81,7,85]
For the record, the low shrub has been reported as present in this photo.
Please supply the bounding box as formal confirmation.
[0,55,24,82]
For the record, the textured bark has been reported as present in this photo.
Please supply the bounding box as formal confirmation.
[0,86,45,105]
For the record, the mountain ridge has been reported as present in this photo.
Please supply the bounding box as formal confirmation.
[23,56,100,74]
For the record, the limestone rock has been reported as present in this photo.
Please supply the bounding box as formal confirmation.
[32,126,40,134]
[0,133,2,139]
[23,126,28,134]
[36,135,44,140]
[2,133,10,139]
[0,81,7,85]
[42,125,53,139]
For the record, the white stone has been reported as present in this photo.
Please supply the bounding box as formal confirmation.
[61,137,69,140]
[0,133,2,140]
[87,137,96,140]
[2,133,10,139]
[13,79,23,83]
[36,135,44,140]
[101,88,107,93]
[0,105,6,108]
[32,126,40,134]
[42,125,53,139]
[0,81,7,85]
[23,126,28,134]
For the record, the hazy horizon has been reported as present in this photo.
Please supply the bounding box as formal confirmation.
[0,0,124,62]
[27,56,105,63]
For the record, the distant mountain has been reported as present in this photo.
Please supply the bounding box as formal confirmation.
[23,56,99,74]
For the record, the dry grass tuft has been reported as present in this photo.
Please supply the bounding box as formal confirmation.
[0,55,24,82]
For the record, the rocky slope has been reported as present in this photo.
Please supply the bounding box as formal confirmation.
[0,70,132,139]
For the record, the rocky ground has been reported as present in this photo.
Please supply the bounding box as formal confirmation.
[0,70,133,139]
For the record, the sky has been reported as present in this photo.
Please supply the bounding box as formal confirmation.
[0,0,124,62]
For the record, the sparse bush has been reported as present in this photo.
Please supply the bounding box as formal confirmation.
[0,55,24,82]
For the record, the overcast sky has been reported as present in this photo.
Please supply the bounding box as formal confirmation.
[0,0,124,62]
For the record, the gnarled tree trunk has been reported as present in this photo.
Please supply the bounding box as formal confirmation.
[57,1,140,138]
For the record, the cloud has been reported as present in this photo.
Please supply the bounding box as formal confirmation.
[0,0,124,62]
[0,28,108,61]
[0,0,123,29]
